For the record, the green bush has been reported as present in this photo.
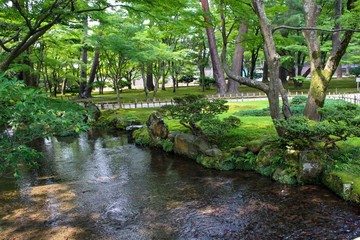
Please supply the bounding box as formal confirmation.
[289,96,307,116]
[276,101,360,151]
[327,146,360,174]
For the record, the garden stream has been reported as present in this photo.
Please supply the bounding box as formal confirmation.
[0,130,359,239]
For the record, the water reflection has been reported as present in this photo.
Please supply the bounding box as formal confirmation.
[0,129,359,240]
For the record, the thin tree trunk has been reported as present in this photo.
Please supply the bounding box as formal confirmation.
[200,0,227,94]
[146,62,154,91]
[141,64,150,102]
[79,16,88,98]
[262,60,269,82]
[333,0,342,79]
[228,22,248,94]
[84,49,100,98]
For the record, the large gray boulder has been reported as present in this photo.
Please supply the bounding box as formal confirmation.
[297,150,324,183]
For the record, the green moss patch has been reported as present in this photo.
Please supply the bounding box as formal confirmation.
[322,170,360,203]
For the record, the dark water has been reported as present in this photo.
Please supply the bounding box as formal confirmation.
[0,130,359,240]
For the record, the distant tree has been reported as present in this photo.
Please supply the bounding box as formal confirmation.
[350,66,360,76]
[179,75,197,86]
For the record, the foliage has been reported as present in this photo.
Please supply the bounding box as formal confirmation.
[132,127,151,146]
[291,76,306,88]
[0,76,92,177]
[198,77,216,89]
[289,96,307,116]
[350,66,360,77]
[179,75,197,85]
[158,139,174,152]
[200,116,241,145]
[276,102,360,151]
[160,95,229,136]
[328,146,360,174]
[233,152,257,171]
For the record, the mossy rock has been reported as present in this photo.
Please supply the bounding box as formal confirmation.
[322,170,360,203]
[196,155,235,171]
[297,150,324,184]
[230,146,248,157]
[133,126,151,146]
[96,110,127,129]
[256,143,282,168]
[272,168,297,185]
[245,140,263,154]
[233,152,257,171]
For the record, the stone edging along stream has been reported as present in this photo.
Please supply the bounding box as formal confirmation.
[129,111,360,205]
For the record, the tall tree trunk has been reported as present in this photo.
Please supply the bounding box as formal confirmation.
[83,49,100,98]
[228,22,248,94]
[303,0,355,120]
[252,0,291,132]
[333,0,342,79]
[141,64,150,102]
[61,78,67,95]
[146,62,154,91]
[170,61,177,93]
[200,0,227,94]
[250,47,260,79]
[79,16,88,98]
[262,60,269,82]
[83,31,102,98]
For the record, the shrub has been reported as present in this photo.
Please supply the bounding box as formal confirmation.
[276,101,360,151]
[289,96,307,116]
[160,95,228,137]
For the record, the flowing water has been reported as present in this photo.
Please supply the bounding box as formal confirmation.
[0,130,359,240]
